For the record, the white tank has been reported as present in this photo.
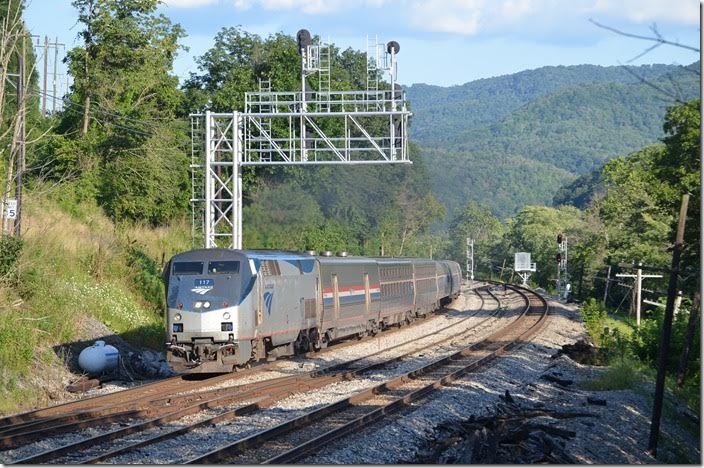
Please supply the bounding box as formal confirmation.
[78,340,119,374]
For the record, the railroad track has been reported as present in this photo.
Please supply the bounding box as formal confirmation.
[4,284,498,463]
[186,284,548,464]
[0,284,482,436]
[1,283,540,464]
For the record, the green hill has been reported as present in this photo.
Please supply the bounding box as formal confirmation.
[408,62,699,219]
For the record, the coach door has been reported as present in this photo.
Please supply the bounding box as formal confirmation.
[364,273,370,316]
[332,274,340,321]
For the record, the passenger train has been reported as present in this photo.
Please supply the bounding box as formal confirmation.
[163,249,462,373]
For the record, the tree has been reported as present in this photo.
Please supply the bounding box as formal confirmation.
[447,202,503,277]
[48,0,188,224]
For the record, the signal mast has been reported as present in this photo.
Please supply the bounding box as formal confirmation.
[190,31,412,249]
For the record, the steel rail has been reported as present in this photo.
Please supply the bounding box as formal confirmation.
[0,288,470,439]
[267,286,549,464]
[184,285,547,464]
[73,287,504,464]
[5,287,490,461]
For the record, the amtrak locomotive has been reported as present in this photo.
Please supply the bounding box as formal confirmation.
[163,249,462,373]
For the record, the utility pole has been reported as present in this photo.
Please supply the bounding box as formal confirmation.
[43,37,65,114]
[15,36,25,237]
[42,36,48,116]
[52,36,59,113]
[647,193,689,456]
[602,265,612,305]
[616,264,662,326]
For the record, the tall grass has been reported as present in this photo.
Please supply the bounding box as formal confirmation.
[0,184,189,414]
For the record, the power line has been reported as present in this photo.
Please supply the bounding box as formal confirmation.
[32,89,163,131]
[29,90,156,137]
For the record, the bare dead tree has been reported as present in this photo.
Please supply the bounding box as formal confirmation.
[0,0,27,235]
[589,18,700,107]
[589,19,700,58]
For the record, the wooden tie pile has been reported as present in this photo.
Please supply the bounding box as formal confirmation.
[414,391,597,464]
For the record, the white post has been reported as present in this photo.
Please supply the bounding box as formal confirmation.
[674,291,683,317]
[204,110,213,248]
[636,266,643,326]
[300,47,307,162]
[233,111,242,250]
[470,239,475,281]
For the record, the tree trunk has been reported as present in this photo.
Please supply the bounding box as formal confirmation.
[82,95,91,135]
[398,227,408,256]
[676,291,700,387]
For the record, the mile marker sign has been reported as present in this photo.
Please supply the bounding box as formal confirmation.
[4,199,17,220]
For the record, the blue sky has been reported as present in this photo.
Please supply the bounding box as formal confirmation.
[26,0,700,88]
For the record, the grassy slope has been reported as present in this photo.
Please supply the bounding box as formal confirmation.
[0,185,189,414]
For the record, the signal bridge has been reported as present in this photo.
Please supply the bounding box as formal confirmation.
[190,31,412,249]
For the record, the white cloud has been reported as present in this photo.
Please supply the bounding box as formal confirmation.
[403,0,698,37]
[233,0,386,15]
[162,0,219,7]
[408,0,483,35]
[233,0,253,9]
[589,0,699,26]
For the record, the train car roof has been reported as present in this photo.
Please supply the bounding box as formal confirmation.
[170,248,315,261]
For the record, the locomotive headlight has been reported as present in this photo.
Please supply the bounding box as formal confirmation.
[203,301,211,309]
[223,312,231,320]
[194,301,203,308]
[174,313,182,322]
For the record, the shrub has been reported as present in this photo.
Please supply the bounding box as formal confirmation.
[125,243,166,311]
[0,236,23,278]
[580,298,607,345]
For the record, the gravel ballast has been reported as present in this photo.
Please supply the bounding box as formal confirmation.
[301,299,701,465]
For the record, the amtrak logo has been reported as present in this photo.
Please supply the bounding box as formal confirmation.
[192,278,214,295]
[263,291,274,315]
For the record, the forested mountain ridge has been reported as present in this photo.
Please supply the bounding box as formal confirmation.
[405,63,685,142]
[408,62,699,219]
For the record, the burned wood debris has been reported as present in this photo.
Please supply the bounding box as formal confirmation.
[411,392,598,464]
[552,339,607,365]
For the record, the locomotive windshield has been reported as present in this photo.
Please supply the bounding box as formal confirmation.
[208,261,240,274]
[173,261,204,275]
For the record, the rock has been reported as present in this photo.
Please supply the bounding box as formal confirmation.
[552,339,607,365]
[541,374,574,387]
[587,397,607,406]
[500,389,515,403]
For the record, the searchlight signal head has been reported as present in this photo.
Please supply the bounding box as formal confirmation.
[386,40,400,54]
[297,29,312,54]
[557,233,563,244]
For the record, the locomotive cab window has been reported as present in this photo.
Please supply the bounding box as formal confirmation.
[173,261,204,275]
[208,261,240,274]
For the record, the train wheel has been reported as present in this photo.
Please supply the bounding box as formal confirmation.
[310,329,324,352]
[369,321,379,336]
[403,311,411,325]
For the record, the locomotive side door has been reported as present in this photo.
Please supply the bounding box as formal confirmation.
[256,277,263,327]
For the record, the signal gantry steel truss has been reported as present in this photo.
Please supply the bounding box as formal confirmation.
[190,36,412,249]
